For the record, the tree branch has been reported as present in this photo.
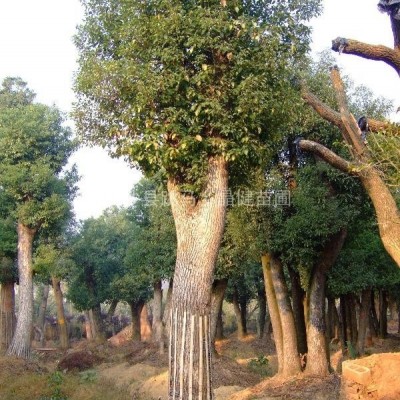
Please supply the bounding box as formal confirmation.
[331,37,400,75]
[298,139,357,175]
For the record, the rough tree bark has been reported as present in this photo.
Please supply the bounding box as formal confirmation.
[37,284,50,347]
[0,281,16,351]
[51,276,69,350]
[167,156,228,399]
[89,305,105,342]
[262,254,284,374]
[305,230,347,376]
[357,289,371,356]
[262,254,301,377]
[300,68,400,267]
[152,280,164,353]
[7,223,36,358]
[210,278,228,350]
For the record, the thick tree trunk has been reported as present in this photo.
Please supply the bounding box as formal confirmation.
[152,280,164,352]
[262,254,284,374]
[256,287,267,339]
[7,223,36,358]
[0,281,16,351]
[167,156,228,399]
[162,279,173,339]
[51,276,69,350]
[379,289,388,339]
[130,300,145,341]
[357,289,371,356]
[271,256,301,376]
[36,284,49,347]
[289,268,307,356]
[305,230,346,376]
[210,279,228,349]
[232,288,247,339]
[89,305,105,342]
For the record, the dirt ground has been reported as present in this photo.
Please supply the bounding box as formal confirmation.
[2,328,400,400]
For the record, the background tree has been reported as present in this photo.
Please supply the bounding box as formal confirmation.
[74,0,321,395]
[0,77,77,358]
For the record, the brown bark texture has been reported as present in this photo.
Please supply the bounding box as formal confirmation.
[51,276,70,350]
[357,289,371,356]
[7,224,36,358]
[232,288,247,339]
[36,284,50,347]
[262,254,284,374]
[0,281,16,351]
[152,280,164,350]
[305,230,347,376]
[167,156,228,399]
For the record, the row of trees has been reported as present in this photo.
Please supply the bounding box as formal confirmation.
[1,0,399,399]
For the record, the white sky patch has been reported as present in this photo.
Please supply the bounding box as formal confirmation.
[0,0,399,220]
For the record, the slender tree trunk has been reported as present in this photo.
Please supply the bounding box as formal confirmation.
[36,284,49,347]
[85,311,93,340]
[339,296,347,355]
[215,309,224,341]
[210,279,228,349]
[370,291,379,335]
[232,288,247,339]
[51,276,69,350]
[357,289,371,356]
[327,297,338,342]
[167,156,228,399]
[272,256,301,376]
[107,299,118,319]
[7,223,36,358]
[0,281,16,351]
[306,230,346,376]
[257,287,267,339]
[262,254,284,374]
[289,268,307,355]
[130,300,145,341]
[379,289,388,338]
[152,280,164,352]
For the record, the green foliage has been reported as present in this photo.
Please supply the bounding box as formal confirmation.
[66,207,131,310]
[248,355,270,377]
[0,77,78,230]
[39,371,68,400]
[78,369,98,384]
[74,0,321,191]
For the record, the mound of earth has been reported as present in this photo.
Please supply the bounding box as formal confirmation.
[58,349,101,371]
[342,352,400,399]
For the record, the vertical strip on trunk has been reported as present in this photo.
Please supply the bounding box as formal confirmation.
[204,315,211,400]
[179,311,187,399]
[172,308,178,399]
[198,315,204,400]
[189,314,195,400]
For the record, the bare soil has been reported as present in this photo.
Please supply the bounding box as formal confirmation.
[2,329,400,399]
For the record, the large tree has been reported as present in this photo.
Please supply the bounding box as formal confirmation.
[74,0,321,396]
[0,77,77,358]
[298,2,400,266]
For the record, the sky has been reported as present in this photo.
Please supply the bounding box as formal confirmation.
[0,0,399,221]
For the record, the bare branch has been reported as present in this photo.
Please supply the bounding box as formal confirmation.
[298,139,357,175]
[331,37,400,75]
[330,66,367,159]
